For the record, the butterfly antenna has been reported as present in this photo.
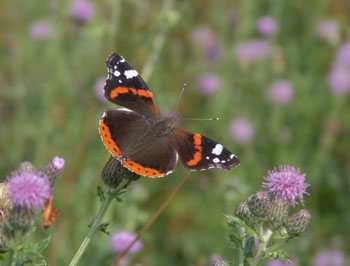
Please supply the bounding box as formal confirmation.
[181,117,219,121]
[175,83,186,112]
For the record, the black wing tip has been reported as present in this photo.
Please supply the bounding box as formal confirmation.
[106,52,123,66]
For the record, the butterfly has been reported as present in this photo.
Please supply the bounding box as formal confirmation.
[98,53,240,178]
[42,197,58,229]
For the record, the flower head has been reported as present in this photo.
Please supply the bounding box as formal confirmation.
[206,42,222,65]
[197,73,221,95]
[234,39,270,63]
[191,25,214,48]
[256,16,278,36]
[94,77,108,103]
[70,0,94,22]
[269,79,293,104]
[316,20,339,44]
[110,231,142,254]
[51,156,65,171]
[29,21,53,40]
[328,66,350,95]
[312,249,344,266]
[334,42,350,68]
[263,165,309,206]
[7,169,51,212]
[230,117,254,144]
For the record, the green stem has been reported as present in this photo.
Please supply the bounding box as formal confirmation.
[141,0,174,82]
[251,227,273,266]
[68,179,130,266]
[237,226,246,266]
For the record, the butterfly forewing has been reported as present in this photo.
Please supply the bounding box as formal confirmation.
[104,53,160,118]
[173,128,240,171]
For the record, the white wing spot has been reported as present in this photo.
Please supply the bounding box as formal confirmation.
[124,70,138,79]
[212,144,223,155]
[213,158,220,163]
[114,70,121,77]
[118,80,122,83]
[114,65,117,69]
[230,154,235,159]
[206,156,210,160]
[221,160,226,163]
[120,58,125,63]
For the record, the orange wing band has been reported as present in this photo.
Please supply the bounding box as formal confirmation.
[99,118,166,178]
[110,87,153,99]
[186,134,203,166]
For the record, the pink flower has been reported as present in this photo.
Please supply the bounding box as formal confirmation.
[70,0,94,22]
[230,117,254,144]
[269,80,293,104]
[197,73,221,95]
[256,16,278,36]
[334,42,350,68]
[316,20,339,44]
[7,168,51,212]
[234,39,270,63]
[110,231,142,254]
[263,165,309,206]
[328,66,350,95]
[312,249,345,266]
[94,77,108,103]
[191,25,214,48]
[29,21,53,40]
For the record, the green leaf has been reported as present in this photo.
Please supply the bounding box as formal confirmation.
[229,233,242,248]
[35,236,51,253]
[244,259,251,266]
[229,216,259,239]
[244,236,255,258]
[97,186,105,202]
[99,222,110,235]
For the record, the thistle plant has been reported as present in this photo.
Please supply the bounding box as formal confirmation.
[225,165,311,266]
[1,157,65,266]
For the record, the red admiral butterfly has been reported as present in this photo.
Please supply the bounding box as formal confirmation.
[99,53,240,178]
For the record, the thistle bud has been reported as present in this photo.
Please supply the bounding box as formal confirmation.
[102,156,140,188]
[234,202,253,224]
[213,259,229,266]
[286,209,311,236]
[247,191,270,217]
[19,162,36,172]
[268,197,290,229]
[39,156,65,188]
[3,206,35,239]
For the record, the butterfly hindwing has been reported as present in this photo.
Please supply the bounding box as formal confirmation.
[104,53,160,118]
[99,109,178,177]
[173,128,240,171]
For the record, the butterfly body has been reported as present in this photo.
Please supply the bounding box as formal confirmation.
[99,53,240,178]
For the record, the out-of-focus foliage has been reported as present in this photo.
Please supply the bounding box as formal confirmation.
[0,0,349,265]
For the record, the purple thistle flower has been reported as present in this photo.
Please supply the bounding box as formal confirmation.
[316,20,339,44]
[29,21,53,40]
[110,231,142,254]
[94,77,108,103]
[191,25,214,48]
[312,249,345,266]
[230,117,254,144]
[7,169,51,212]
[256,16,278,36]
[334,42,350,68]
[51,156,65,171]
[328,66,350,95]
[269,79,293,104]
[234,39,270,63]
[197,73,221,96]
[205,42,222,65]
[263,165,309,206]
[70,0,94,22]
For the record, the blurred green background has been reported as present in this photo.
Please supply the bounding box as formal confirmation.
[0,0,349,265]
